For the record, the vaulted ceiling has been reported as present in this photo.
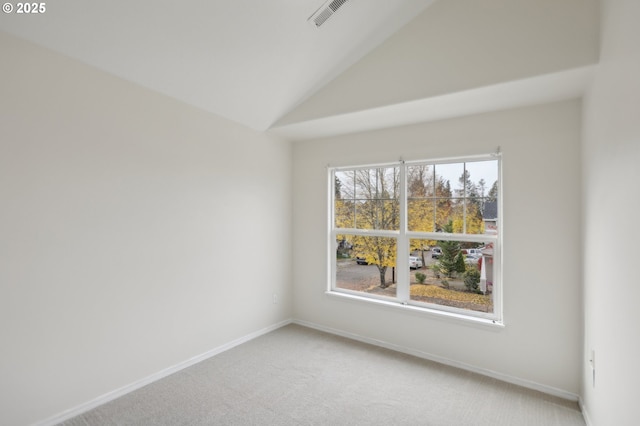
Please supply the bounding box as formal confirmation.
[0,0,599,140]
[0,0,437,131]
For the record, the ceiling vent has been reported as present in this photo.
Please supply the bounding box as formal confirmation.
[308,0,351,28]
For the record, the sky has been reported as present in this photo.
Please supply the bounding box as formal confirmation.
[336,158,499,198]
[434,159,498,195]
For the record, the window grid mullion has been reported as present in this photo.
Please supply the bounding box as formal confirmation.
[463,162,467,234]
[432,166,437,232]
[397,162,409,303]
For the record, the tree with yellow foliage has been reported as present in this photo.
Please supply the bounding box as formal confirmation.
[336,167,399,288]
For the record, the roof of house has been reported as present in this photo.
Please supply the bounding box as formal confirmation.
[483,200,498,220]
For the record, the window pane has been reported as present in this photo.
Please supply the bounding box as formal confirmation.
[464,199,486,234]
[432,198,448,232]
[464,160,498,234]
[354,167,398,199]
[435,163,462,197]
[336,236,397,298]
[427,160,499,235]
[435,198,466,233]
[409,238,494,314]
[335,171,354,200]
[335,200,354,229]
[335,171,354,229]
[465,160,498,198]
[481,197,498,235]
[408,199,435,232]
[355,200,399,230]
[351,167,399,230]
[407,165,434,197]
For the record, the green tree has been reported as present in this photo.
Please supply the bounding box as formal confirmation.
[455,251,466,274]
[487,180,498,202]
[436,221,463,278]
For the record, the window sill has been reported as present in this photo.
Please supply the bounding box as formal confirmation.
[325,290,505,329]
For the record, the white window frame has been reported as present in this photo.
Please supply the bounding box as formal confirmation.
[328,154,503,325]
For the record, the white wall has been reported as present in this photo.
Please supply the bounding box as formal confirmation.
[0,32,292,425]
[293,100,583,396]
[278,0,598,125]
[581,0,640,424]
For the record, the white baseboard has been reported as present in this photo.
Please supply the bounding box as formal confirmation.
[35,319,293,426]
[293,319,581,402]
[37,318,588,426]
[579,397,594,426]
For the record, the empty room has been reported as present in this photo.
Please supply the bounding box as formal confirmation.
[1,0,638,425]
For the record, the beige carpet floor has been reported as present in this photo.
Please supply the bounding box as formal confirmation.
[60,324,585,425]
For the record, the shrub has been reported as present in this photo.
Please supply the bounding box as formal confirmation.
[431,263,441,278]
[463,267,482,293]
[415,272,426,284]
[336,249,350,258]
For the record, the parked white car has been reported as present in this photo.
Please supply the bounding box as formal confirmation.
[409,256,423,269]
[464,254,481,265]
[465,248,483,256]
